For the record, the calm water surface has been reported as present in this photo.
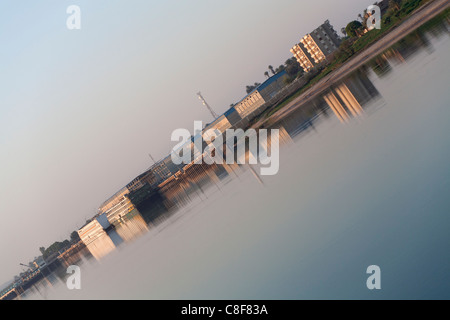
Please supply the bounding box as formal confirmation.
[24,21,450,300]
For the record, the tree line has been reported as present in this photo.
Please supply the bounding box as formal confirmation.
[344,0,408,37]
[245,57,303,94]
[39,231,80,260]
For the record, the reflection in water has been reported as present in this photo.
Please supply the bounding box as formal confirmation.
[323,82,366,122]
[5,244,93,300]
[75,17,449,267]
[369,13,449,78]
[68,13,450,260]
[80,60,385,263]
[12,13,450,300]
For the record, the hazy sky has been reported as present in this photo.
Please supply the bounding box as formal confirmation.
[0,0,368,284]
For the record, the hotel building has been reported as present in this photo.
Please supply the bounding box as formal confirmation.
[291,20,341,72]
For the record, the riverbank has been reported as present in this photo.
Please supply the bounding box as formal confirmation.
[253,0,450,129]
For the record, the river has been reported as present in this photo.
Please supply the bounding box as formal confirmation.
[23,17,450,300]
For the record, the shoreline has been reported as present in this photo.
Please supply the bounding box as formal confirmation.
[254,0,450,128]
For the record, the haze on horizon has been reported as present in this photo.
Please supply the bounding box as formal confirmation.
[0,0,367,285]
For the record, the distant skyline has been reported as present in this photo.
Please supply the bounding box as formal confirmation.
[0,0,369,284]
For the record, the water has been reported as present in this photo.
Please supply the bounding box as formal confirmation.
[24,19,450,300]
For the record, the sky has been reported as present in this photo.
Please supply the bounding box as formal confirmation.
[0,0,369,285]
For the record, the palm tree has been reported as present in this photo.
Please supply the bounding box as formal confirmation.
[276,65,285,73]
[264,71,270,79]
[268,65,276,75]
[362,9,368,28]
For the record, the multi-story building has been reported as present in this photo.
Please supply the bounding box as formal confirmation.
[127,170,157,192]
[150,155,185,183]
[234,90,265,119]
[98,187,135,224]
[291,20,341,72]
[77,214,118,260]
[291,44,315,72]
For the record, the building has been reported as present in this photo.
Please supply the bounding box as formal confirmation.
[33,257,46,270]
[127,170,158,192]
[98,187,135,225]
[224,106,243,128]
[257,70,289,101]
[150,155,185,183]
[291,43,315,72]
[114,212,149,243]
[234,71,288,119]
[77,214,127,261]
[77,214,117,260]
[202,115,232,144]
[234,90,265,119]
[127,155,185,192]
[291,20,341,72]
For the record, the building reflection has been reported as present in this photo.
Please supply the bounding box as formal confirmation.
[369,15,449,77]
[76,61,385,264]
[73,14,449,264]
[323,86,363,123]
[5,9,449,301]
[114,211,149,243]
[323,70,381,122]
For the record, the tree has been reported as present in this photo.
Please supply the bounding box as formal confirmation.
[389,0,402,11]
[268,65,276,75]
[39,247,45,255]
[283,76,295,85]
[336,39,355,61]
[345,20,363,38]
[341,27,347,37]
[276,65,285,73]
[285,59,302,77]
[70,231,80,243]
[264,71,270,79]
[245,82,261,94]
[42,240,71,259]
[361,9,368,28]
[246,85,254,94]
